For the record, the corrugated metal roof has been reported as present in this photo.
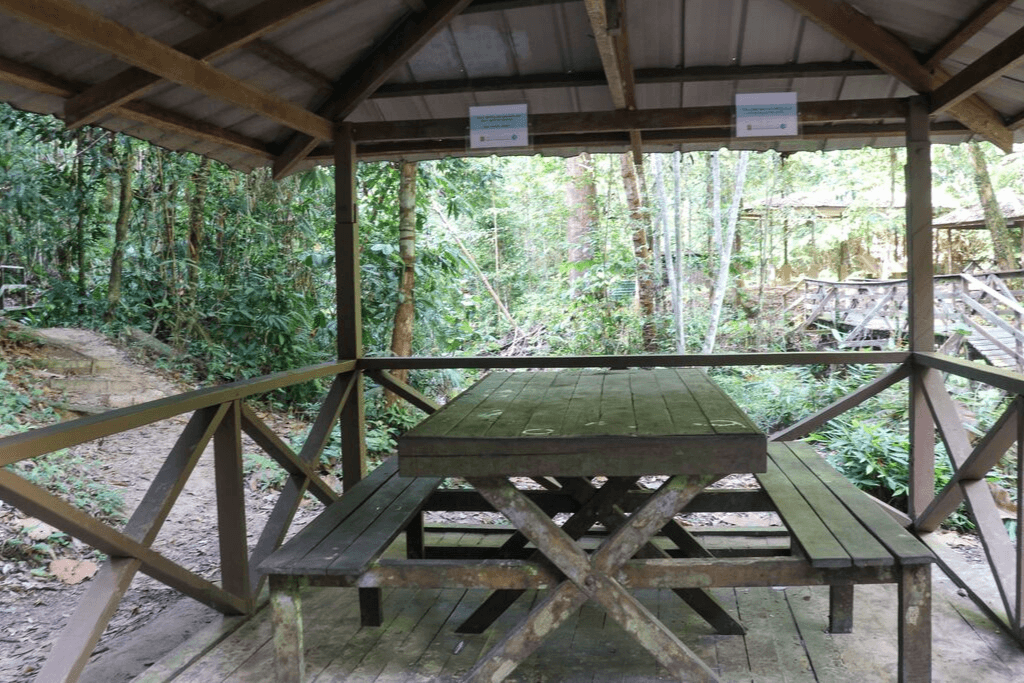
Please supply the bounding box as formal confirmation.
[0,0,1022,172]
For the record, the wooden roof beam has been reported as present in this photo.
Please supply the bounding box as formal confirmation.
[930,23,1024,114]
[0,0,332,139]
[371,62,883,98]
[63,0,335,129]
[352,98,909,141]
[0,54,273,158]
[271,0,475,180]
[335,121,971,161]
[583,0,643,163]
[781,0,1013,152]
[923,0,1016,70]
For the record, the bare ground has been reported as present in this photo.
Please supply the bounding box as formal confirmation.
[0,327,324,683]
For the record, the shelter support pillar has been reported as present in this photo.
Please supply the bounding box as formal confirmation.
[906,96,935,519]
[335,123,367,488]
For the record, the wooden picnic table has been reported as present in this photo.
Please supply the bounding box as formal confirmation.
[398,368,767,683]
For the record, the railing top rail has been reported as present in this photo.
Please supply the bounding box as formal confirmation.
[916,352,1024,394]
[359,351,911,372]
[803,269,1024,289]
[0,359,357,466]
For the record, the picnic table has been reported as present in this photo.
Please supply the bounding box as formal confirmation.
[398,368,767,682]
[263,366,932,683]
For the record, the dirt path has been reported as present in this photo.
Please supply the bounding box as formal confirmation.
[0,328,320,683]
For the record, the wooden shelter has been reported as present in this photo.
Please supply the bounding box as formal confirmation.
[5,1,1024,681]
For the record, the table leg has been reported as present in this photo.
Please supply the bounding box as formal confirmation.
[456,477,637,634]
[466,474,724,683]
[898,564,931,682]
[560,478,745,636]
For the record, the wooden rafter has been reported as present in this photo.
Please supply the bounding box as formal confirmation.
[353,99,909,141]
[0,54,274,159]
[923,0,1016,70]
[930,23,1024,114]
[781,0,1013,152]
[0,0,331,139]
[464,0,576,13]
[341,121,969,161]
[582,0,642,163]
[371,62,883,99]
[271,0,475,180]
[64,0,336,129]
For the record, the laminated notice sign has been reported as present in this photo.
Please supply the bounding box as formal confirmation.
[470,104,528,149]
[735,92,798,137]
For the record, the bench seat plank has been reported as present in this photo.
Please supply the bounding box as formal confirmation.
[259,458,400,574]
[259,459,440,577]
[785,442,933,565]
[756,454,851,568]
[768,442,893,568]
[327,474,442,576]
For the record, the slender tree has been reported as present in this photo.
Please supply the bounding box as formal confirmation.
[653,154,682,352]
[105,140,135,322]
[565,153,597,297]
[186,157,211,309]
[620,154,657,350]
[967,142,1014,270]
[703,150,751,353]
[386,161,418,406]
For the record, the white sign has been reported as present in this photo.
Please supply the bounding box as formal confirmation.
[469,104,528,149]
[735,92,798,137]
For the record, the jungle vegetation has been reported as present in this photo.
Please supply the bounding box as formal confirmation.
[1,103,1021,519]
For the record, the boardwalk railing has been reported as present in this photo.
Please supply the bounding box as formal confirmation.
[0,265,32,312]
[790,270,1024,369]
[1,350,1023,681]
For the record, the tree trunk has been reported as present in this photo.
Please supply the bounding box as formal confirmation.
[653,155,682,353]
[620,154,658,351]
[673,151,686,352]
[186,157,211,308]
[703,150,751,353]
[967,142,1014,270]
[74,129,89,302]
[565,153,597,297]
[386,161,418,407]
[105,141,135,322]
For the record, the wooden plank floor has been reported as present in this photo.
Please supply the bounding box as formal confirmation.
[136,536,1024,683]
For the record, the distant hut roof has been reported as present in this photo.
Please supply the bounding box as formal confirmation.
[933,189,1024,229]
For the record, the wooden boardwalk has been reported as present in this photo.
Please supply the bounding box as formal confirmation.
[789,272,1024,370]
[124,531,1024,683]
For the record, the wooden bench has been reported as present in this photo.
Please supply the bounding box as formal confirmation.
[259,457,440,682]
[758,441,935,681]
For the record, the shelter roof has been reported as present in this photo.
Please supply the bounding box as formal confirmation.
[2,0,1024,175]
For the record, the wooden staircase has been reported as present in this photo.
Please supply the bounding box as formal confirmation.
[788,270,1024,370]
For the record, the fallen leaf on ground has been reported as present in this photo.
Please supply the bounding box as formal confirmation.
[49,559,98,585]
[16,519,59,541]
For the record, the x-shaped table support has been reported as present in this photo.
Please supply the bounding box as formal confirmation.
[457,476,744,637]
[464,474,724,683]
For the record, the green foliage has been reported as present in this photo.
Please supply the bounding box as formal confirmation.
[8,452,125,523]
[243,452,289,492]
[719,364,1012,531]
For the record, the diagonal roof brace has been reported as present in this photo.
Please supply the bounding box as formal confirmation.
[0,0,332,139]
[781,0,1013,152]
[271,0,476,180]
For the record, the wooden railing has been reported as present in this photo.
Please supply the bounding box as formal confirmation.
[790,271,1024,367]
[0,360,356,683]
[2,349,1024,681]
[0,264,31,312]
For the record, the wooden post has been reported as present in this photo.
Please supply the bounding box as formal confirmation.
[906,96,935,520]
[214,399,252,606]
[335,123,367,489]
